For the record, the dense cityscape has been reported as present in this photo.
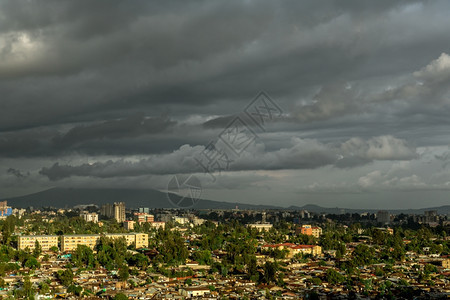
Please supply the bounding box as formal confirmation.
[0,200,448,299]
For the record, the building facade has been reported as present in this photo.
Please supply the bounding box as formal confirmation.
[80,212,99,223]
[262,243,322,258]
[134,213,154,223]
[123,220,135,230]
[106,233,148,248]
[0,201,12,217]
[297,225,322,238]
[114,202,126,223]
[61,233,148,251]
[377,210,390,224]
[18,235,59,251]
[61,234,100,252]
[247,223,273,231]
[150,221,166,229]
[100,203,114,218]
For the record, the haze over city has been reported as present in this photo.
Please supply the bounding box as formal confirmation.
[2,0,450,209]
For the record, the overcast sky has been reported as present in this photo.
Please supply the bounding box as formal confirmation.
[2,0,450,209]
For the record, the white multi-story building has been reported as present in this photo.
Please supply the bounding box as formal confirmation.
[80,212,99,223]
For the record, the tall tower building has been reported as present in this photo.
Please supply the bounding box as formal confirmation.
[100,203,114,218]
[114,202,126,223]
[377,210,390,224]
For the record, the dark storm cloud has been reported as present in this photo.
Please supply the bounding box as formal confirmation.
[53,114,175,148]
[0,115,180,157]
[1,0,447,134]
[0,128,56,157]
[2,0,450,206]
[7,168,29,178]
[39,135,417,180]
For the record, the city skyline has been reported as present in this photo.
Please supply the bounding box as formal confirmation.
[2,1,450,209]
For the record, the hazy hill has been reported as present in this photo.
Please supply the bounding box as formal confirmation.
[288,204,450,215]
[3,187,281,210]
[3,188,449,214]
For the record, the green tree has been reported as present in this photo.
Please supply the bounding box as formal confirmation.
[247,256,258,280]
[39,281,50,294]
[424,264,437,274]
[326,269,345,285]
[0,278,6,289]
[72,245,96,268]
[127,253,149,270]
[20,276,35,299]
[263,261,277,284]
[336,243,346,259]
[57,268,74,286]
[1,216,16,245]
[311,277,322,286]
[33,240,42,258]
[68,284,83,296]
[114,293,128,300]
[118,265,129,282]
[352,244,375,266]
[193,250,212,265]
[24,256,40,269]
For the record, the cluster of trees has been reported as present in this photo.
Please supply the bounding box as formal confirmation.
[0,243,42,275]
[151,229,188,265]
[71,236,150,279]
[16,214,127,236]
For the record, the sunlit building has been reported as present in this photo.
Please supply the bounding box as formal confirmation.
[18,235,59,251]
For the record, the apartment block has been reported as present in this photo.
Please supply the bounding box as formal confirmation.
[18,235,59,251]
[80,212,99,223]
[61,234,100,252]
[124,220,135,230]
[134,212,154,223]
[114,202,126,223]
[377,210,390,224]
[106,233,148,248]
[61,233,148,251]
[100,203,114,218]
[297,224,323,238]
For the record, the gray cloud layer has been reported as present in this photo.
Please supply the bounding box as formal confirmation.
[39,135,417,180]
[2,0,450,207]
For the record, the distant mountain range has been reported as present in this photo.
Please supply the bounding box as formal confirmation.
[287,204,450,215]
[2,187,450,215]
[3,188,279,210]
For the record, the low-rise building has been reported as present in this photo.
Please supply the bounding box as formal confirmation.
[192,217,206,226]
[179,286,211,298]
[442,258,450,269]
[262,243,322,257]
[174,216,189,225]
[150,221,166,229]
[247,223,273,231]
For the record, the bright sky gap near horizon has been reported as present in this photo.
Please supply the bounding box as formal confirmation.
[1,1,450,209]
